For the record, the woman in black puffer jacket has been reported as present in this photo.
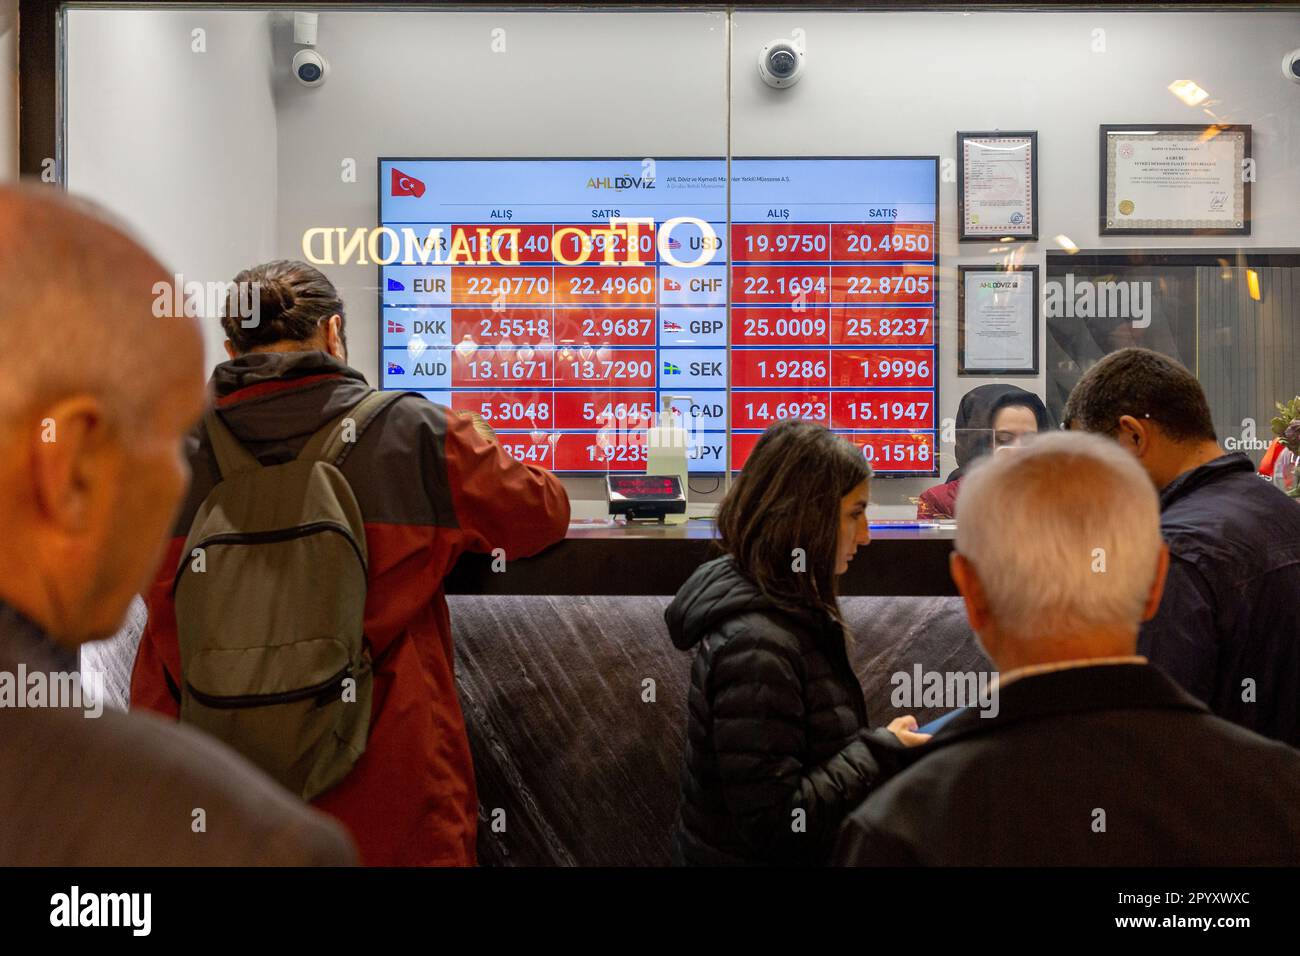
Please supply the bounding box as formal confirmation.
[666,420,929,866]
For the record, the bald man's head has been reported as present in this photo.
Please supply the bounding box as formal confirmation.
[0,184,202,433]
[0,184,206,644]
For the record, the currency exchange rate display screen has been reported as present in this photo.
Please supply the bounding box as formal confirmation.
[377,157,938,476]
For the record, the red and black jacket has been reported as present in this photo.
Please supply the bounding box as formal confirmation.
[131,351,570,865]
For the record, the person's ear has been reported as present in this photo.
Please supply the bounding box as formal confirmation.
[325,314,346,362]
[950,551,992,634]
[1115,415,1150,457]
[30,396,118,536]
[1141,543,1171,622]
[223,340,237,360]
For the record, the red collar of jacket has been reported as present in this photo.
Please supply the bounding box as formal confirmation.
[210,351,366,407]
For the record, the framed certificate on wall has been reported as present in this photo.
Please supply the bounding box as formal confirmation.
[958,131,1038,242]
[958,264,1040,376]
[1100,124,1251,235]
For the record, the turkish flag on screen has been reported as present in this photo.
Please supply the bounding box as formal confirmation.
[391,168,426,198]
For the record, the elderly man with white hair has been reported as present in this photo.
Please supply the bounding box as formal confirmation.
[834,431,1300,866]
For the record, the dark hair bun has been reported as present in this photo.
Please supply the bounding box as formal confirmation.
[221,259,345,353]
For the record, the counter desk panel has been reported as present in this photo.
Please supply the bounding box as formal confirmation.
[444,521,957,596]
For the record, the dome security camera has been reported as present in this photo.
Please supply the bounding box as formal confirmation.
[293,48,329,87]
[759,39,805,89]
[1284,49,1300,84]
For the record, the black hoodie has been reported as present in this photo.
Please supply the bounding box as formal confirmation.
[665,555,906,866]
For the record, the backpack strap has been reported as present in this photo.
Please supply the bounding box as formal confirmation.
[204,410,262,479]
[298,390,409,467]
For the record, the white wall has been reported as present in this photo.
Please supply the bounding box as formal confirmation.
[0,0,16,179]
[65,9,279,367]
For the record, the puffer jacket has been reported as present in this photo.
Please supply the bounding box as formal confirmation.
[665,554,905,865]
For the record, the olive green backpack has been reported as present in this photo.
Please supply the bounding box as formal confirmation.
[173,390,403,800]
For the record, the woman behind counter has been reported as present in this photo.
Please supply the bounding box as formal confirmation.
[917,384,1052,519]
[665,419,928,866]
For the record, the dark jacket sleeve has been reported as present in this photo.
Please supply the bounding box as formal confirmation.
[709,627,904,862]
[1138,553,1218,705]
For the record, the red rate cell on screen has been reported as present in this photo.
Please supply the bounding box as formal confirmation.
[730,389,934,431]
[553,223,658,265]
[450,266,553,306]
[828,222,934,262]
[553,348,657,388]
[551,391,656,430]
[831,349,934,388]
[444,224,555,264]
[553,266,657,306]
[553,429,650,471]
[451,308,554,346]
[731,391,831,428]
[452,346,554,387]
[729,430,934,472]
[731,223,832,262]
[552,308,657,345]
[452,391,555,429]
[729,349,937,389]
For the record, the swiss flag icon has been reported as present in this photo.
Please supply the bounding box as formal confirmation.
[391,168,426,198]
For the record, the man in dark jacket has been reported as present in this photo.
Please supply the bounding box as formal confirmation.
[132,260,570,865]
[835,432,1300,866]
[0,186,356,865]
[1064,347,1300,746]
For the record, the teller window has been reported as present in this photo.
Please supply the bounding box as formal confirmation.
[40,2,1300,516]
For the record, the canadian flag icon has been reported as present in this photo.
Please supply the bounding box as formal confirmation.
[391,168,426,198]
